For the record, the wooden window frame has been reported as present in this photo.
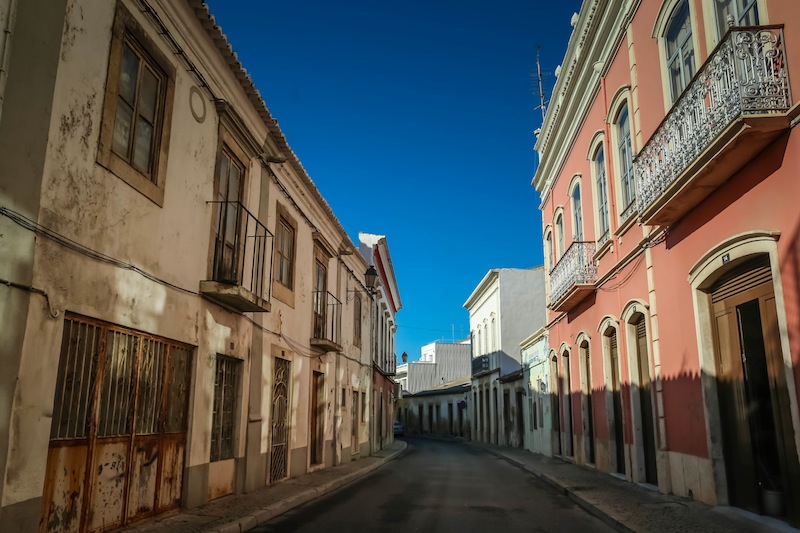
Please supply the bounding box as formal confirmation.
[272,203,298,307]
[97,2,175,207]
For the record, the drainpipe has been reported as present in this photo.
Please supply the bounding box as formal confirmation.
[0,0,19,122]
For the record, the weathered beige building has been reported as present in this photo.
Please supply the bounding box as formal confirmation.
[0,0,384,531]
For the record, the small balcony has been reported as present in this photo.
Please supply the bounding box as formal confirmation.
[549,241,597,313]
[635,26,792,226]
[311,290,342,352]
[472,355,491,376]
[200,201,272,313]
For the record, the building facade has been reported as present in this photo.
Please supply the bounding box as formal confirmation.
[398,382,471,438]
[0,1,384,530]
[464,268,547,447]
[520,328,553,457]
[358,233,401,453]
[534,0,800,524]
[396,340,471,394]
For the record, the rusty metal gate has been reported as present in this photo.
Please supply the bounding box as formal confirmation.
[269,357,291,483]
[41,315,192,532]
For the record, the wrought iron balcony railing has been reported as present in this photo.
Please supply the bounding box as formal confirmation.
[202,201,273,312]
[634,26,791,223]
[549,241,597,310]
[312,290,342,350]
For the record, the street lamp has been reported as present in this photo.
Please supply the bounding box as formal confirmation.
[365,265,378,291]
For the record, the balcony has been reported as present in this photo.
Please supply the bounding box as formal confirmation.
[311,290,342,352]
[635,26,792,226]
[201,201,272,313]
[549,241,597,313]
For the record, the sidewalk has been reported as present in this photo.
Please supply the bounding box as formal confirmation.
[467,441,797,533]
[120,440,407,533]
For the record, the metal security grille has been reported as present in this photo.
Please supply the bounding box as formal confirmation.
[211,355,241,462]
[270,357,291,483]
[43,315,193,532]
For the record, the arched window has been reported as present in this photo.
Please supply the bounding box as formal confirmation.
[616,105,635,215]
[572,185,583,240]
[665,0,696,101]
[545,228,554,271]
[594,145,610,245]
[715,0,759,40]
[555,214,565,259]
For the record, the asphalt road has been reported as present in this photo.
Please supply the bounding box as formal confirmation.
[253,437,615,532]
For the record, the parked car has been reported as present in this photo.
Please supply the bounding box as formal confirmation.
[393,420,404,437]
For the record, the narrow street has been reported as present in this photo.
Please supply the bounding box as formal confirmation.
[254,438,614,532]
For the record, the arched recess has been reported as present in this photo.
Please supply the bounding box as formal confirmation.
[587,131,612,248]
[576,331,596,464]
[606,86,636,224]
[689,230,800,516]
[599,315,626,476]
[652,0,703,111]
[567,174,584,241]
[543,225,554,272]
[549,350,561,456]
[559,344,575,458]
[553,206,566,260]
[621,299,659,486]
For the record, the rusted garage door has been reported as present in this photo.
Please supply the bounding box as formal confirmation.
[41,315,192,532]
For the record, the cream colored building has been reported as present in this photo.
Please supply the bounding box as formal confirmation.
[0,0,379,530]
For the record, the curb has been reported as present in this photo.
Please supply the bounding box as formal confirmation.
[208,442,408,533]
[471,444,634,533]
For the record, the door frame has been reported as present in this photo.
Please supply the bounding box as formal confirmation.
[689,231,800,510]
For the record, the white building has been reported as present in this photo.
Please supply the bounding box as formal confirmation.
[520,328,552,456]
[464,268,547,447]
[397,340,471,394]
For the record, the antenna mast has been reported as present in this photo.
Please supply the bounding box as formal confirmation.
[536,45,546,123]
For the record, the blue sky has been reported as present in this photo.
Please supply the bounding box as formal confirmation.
[205,0,583,361]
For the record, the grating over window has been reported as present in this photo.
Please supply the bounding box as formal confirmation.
[50,316,192,441]
[211,355,241,462]
[98,330,137,437]
[354,294,362,347]
[51,320,102,439]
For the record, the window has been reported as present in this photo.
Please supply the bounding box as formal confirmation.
[594,146,611,245]
[715,0,759,39]
[555,214,565,259]
[665,0,696,102]
[354,293,362,347]
[112,41,164,179]
[616,105,635,214]
[213,148,245,282]
[276,217,294,288]
[545,229,554,270]
[361,391,367,423]
[312,257,328,339]
[211,355,241,462]
[572,185,583,240]
[98,4,174,206]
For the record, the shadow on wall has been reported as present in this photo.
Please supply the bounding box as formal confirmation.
[561,366,800,527]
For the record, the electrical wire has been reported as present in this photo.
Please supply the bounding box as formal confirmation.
[1,206,199,296]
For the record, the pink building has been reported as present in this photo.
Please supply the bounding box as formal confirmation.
[533,0,800,525]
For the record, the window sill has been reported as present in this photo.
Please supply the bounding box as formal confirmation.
[98,151,164,207]
[594,238,613,261]
[615,209,639,237]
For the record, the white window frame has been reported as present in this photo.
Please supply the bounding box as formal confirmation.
[653,0,702,111]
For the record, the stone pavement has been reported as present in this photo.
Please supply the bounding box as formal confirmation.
[119,440,407,533]
[467,440,798,533]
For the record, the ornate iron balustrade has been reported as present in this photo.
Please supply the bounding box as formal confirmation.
[549,241,598,307]
[634,26,790,216]
[210,200,273,301]
[312,290,342,347]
